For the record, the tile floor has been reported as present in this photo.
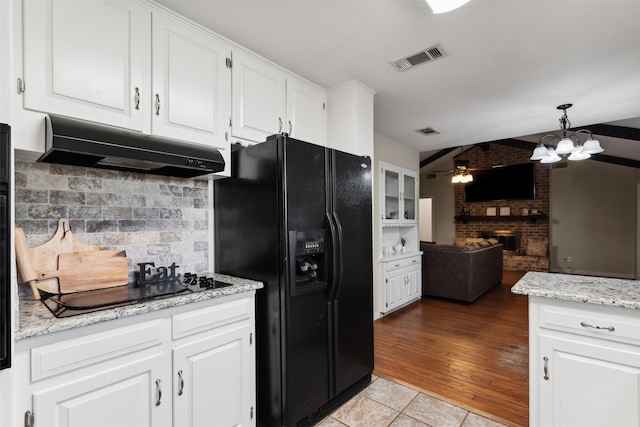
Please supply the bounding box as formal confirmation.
[318,376,508,427]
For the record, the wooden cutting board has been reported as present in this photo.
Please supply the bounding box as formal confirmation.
[37,249,129,293]
[15,218,122,297]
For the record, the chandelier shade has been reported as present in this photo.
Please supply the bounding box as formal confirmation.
[531,104,603,163]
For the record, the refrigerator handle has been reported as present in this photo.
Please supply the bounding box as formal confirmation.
[327,212,343,301]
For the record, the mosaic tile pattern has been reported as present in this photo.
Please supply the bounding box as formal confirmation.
[319,377,508,427]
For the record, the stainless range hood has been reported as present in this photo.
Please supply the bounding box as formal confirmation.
[38,115,225,178]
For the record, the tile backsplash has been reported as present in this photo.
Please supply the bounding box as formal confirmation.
[15,161,211,282]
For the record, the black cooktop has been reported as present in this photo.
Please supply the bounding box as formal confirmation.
[42,273,233,318]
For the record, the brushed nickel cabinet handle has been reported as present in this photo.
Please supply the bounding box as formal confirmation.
[580,321,615,332]
[278,117,283,134]
[543,356,549,380]
[155,379,162,406]
[288,120,292,135]
[155,94,161,115]
[134,87,140,110]
[178,370,184,396]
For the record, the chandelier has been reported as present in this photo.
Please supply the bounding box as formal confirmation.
[530,104,604,163]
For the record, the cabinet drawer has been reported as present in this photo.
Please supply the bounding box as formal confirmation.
[173,297,252,340]
[31,320,163,381]
[539,304,640,345]
[383,255,420,273]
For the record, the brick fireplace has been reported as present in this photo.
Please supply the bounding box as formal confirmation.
[478,230,521,252]
[454,142,550,272]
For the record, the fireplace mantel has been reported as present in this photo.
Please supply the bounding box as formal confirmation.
[455,214,547,224]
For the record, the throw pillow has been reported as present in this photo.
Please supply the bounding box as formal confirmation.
[487,238,499,245]
[526,238,548,257]
[454,238,466,247]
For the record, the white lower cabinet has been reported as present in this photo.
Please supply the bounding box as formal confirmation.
[529,297,640,427]
[32,352,168,427]
[15,293,256,427]
[380,254,421,314]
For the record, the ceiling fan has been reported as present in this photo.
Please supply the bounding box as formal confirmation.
[431,146,494,182]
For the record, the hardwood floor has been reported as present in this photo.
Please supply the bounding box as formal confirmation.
[373,271,529,427]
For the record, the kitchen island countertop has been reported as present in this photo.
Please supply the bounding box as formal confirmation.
[17,273,263,341]
[511,271,640,310]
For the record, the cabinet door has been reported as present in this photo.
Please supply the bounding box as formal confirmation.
[286,77,326,146]
[231,50,285,143]
[151,12,231,148]
[173,322,254,427]
[32,352,169,427]
[405,263,421,301]
[23,0,150,131]
[539,334,640,427]
[402,170,418,223]
[381,164,401,223]
[384,271,405,313]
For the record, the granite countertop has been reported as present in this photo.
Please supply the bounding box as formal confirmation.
[511,271,640,310]
[17,273,264,341]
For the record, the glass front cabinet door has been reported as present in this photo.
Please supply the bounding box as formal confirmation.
[381,162,417,225]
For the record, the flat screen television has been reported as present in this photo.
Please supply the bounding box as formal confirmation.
[464,163,535,202]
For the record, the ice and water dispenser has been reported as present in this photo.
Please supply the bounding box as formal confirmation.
[288,230,328,296]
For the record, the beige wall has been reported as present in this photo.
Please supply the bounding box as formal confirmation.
[550,161,637,278]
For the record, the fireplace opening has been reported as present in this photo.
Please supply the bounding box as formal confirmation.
[478,230,520,252]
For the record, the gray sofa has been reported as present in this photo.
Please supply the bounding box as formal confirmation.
[421,241,503,304]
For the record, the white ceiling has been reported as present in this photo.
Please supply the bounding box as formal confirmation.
[154,0,640,165]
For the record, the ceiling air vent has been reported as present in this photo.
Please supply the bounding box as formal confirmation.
[416,127,440,136]
[392,44,447,71]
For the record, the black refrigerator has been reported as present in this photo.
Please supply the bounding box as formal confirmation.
[214,135,373,426]
[0,124,10,370]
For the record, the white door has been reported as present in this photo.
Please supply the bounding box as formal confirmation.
[419,198,433,242]
[151,12,231,147]
[539,334,640,427]
[231,50,285,143]
[23,0,150,131]
[32,353,169,427]
[286,78,326,145]
[173,323,254,427]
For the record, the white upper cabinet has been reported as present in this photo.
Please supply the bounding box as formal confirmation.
[231,50,285,143]
[23,0,151,131]
[286,77,326,145]
[22,0,232,152]
[231,50,326,146]
[151,12,231,148]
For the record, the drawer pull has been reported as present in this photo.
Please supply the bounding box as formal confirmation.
[580,321,615,332]
[543,356,549,380]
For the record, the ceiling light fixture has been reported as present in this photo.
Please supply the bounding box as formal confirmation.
[530,104,603,164]
[451,171,473,184]
[426,0,472,14]
[450,156,474,184]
